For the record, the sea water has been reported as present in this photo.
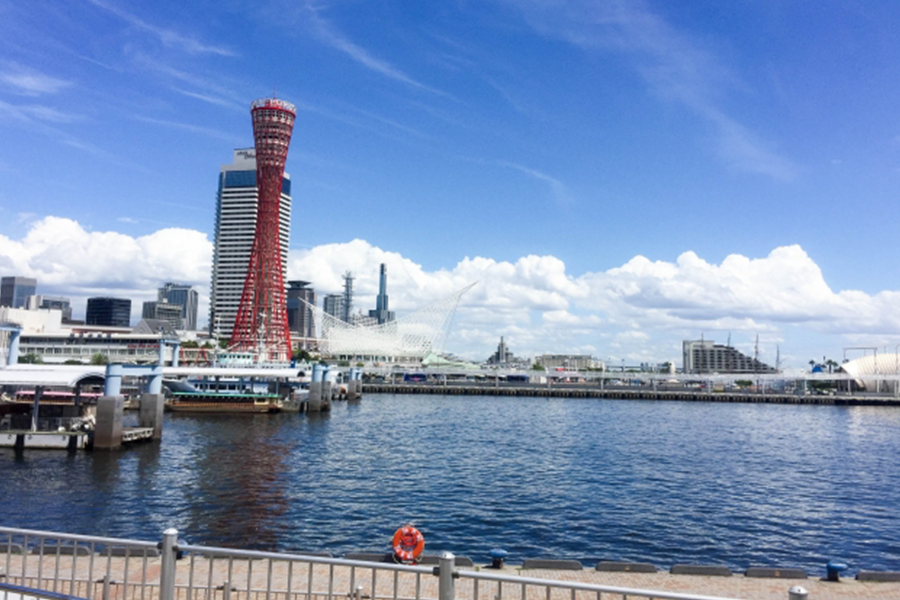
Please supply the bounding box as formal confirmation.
[2,395,898,573]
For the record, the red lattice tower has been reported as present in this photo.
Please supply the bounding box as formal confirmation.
[230,98,296,362]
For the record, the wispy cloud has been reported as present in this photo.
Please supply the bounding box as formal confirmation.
[0,100,83,125]
[173,88,244,111]
[133,115,243,144]
[502,0,797,181]
[0,65,73,96]
[497,160,572,206]
[304,3,449,98]
[135,55,248,109]
[117,217,139,224]
[85,0,236,57]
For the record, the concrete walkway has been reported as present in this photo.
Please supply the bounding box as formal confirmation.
[2,553,898,600]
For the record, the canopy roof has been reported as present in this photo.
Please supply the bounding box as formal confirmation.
[0,365,107,388]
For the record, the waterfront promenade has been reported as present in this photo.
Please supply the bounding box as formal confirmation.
[1,549,897,600]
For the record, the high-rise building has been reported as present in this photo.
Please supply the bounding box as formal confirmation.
[86,297,132,327]
[368,263,395,325]
[487,337,514,365]
[142,300,183,329]
[341,272,354,323]
[1,276,37,308]
[323,294,344,320]
[158,282,198,330]
[209,147,292,343]
[25,295,72,321]
[287,281,316,342]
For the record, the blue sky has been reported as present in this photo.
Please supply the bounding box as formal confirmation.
[1,0,899,368]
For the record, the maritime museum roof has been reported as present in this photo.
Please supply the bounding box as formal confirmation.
[307,284,474,361]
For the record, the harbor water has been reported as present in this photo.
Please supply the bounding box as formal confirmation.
[2,394,899,574]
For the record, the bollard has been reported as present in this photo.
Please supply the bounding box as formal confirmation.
[489,549,508,569]
[101,576,111,600]
[438,552,456,600]
[788,585,808,600]
[354,585,364,600]
[223,581,231,600]
[826,561,848,582]
[159,529,178,600]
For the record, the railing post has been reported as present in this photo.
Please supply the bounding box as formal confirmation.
[160,528,179,600]
[438,552,455,600]
[224,581,232,600]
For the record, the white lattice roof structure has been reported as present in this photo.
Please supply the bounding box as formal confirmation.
[305,283,474,363]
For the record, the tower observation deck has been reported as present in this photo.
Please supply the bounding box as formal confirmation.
[230,98,297,362]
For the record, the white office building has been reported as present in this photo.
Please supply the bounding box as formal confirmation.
[209,148,291,342]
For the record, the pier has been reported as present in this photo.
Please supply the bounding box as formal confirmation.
[362,382,900,405]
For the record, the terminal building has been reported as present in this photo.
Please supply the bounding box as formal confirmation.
[682,339,776,374]
[0,306,182,365]
[209,148,291,341]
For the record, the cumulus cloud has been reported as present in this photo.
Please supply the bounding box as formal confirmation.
[1,217,897,367]
[0,217,212,321]
[289,239,900,363]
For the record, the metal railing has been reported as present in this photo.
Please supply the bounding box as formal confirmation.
[0,527,747,600]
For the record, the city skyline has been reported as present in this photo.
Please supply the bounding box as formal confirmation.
[1,2,899,367]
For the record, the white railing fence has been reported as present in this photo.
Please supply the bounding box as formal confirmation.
[0,527,750,600]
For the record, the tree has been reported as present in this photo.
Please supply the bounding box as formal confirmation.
[356,362,365,367]
[64,359,83,365]
[90,353,109,365]
[531,364,545,371]
[338,360,350,367]
[18,353,43,364]
[292,348,312,363]
[218,339,229,349]
[181,340,199,348]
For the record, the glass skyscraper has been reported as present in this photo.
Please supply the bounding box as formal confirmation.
[158,282,199,330]
[0,276,37,308]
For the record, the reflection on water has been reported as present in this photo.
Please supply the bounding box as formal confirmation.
[2,396,899,572]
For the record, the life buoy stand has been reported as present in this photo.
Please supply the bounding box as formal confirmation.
[392,525,425,564]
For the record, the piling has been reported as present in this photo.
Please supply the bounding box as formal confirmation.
[139,393,165,439]
[94,396,124,449]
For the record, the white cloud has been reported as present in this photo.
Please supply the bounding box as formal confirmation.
[498,0,796,180]
[1,218,898,367]
[289,239,900,363]
[85,0,235,57]
[0,217,212,322]
[0,66,72,96]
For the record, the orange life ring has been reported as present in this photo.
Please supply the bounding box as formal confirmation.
[392,525,424,564]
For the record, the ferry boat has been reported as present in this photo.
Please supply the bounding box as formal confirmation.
[165,391,284,413]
